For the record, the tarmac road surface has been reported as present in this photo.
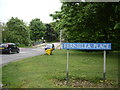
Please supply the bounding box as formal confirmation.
[0,42,60,66]
[0,47,45,66]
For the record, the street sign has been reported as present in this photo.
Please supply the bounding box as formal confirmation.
[62,43,112,84]
[62,43,111,50]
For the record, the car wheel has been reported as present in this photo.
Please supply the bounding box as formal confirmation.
[17,50,20,53]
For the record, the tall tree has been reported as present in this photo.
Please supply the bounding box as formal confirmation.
[3,17,31,46]
[45,24,58,42]
[29,18,46,42]
[51,2,120,50]
[0,22,4,43]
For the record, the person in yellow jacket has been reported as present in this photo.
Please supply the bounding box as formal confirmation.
[45,48,53,55]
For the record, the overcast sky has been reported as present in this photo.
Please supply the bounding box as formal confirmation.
[0,0,62,24]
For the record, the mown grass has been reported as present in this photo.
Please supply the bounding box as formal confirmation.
[2,50,118,88]
[0,66,2,88]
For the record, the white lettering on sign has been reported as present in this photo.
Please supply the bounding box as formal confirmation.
[62,43,111,50]
[93,44,109,49]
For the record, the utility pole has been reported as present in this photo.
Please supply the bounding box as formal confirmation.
[60,30,62,49]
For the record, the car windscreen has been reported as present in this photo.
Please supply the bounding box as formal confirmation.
[45,44,52,49]
[0,44,7,48]
[9,45,17,48]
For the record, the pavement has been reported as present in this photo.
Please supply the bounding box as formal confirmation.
[33,42,61,49]
[32,43,47,48]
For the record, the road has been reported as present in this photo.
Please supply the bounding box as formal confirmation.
[0,42,60,66]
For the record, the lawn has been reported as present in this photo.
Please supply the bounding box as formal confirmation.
[2,50,118,88]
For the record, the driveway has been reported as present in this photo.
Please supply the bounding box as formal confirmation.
[0,42,60,66]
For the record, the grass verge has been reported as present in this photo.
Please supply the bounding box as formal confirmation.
[2,50,118,88]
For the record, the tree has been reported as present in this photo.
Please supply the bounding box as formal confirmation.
[44,24,58,42]
[0,22,3,43]
[29,18,46,42]
[51,2,120,50]
[3,17,31,46]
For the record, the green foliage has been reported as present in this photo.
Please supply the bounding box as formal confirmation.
[0,23,2,43]
[2,17,31,46]
[29,18,46,42]
[51,3,120,50]
[45,24,59,42]
[114,23,120,30]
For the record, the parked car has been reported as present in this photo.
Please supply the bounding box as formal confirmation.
[0,43,20,54]
[45,44,55,50]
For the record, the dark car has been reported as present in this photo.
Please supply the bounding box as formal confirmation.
[45,44,55,50]
[0,43,20,54]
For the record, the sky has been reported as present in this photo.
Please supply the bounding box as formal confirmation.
[0,0,62,24]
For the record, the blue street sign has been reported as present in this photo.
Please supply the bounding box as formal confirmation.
[62,43,111,50]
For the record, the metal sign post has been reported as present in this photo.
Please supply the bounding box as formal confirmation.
[103,50,106,81]
[66,49,69,85]
[62,43,111,84]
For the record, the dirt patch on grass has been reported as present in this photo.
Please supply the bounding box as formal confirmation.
[54,79,118,88]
